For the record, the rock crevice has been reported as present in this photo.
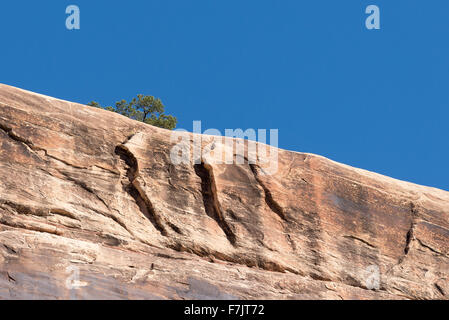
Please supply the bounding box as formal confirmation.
[194,162,237,246]
[115,144,168,236]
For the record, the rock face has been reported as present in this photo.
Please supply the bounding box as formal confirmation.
[0,84,448,300]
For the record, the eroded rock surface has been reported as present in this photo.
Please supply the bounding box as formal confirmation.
[0,84,448,300]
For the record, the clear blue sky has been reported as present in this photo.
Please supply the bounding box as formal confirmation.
[1,1,448,191]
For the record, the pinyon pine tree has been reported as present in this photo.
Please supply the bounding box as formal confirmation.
[88,94,177,130]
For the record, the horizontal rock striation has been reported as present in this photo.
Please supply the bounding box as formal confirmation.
[0,84,448,300]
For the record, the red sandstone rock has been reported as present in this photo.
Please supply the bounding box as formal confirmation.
[0,84,447,300]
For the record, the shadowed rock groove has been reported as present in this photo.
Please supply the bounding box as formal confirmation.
[115,144,167,236]
[249,164,288,222]
[399,202,419,264]
[194,162,237,246]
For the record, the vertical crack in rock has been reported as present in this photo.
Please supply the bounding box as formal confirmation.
[399,202,419,264]
[249,164,288,222]
[194,162,237,246]
[244,157,297,253]
[115,144,168,236]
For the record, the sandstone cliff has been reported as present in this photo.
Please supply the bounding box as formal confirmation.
[0,84,448,300]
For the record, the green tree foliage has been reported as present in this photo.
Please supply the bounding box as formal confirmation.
[88,95,177,130]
